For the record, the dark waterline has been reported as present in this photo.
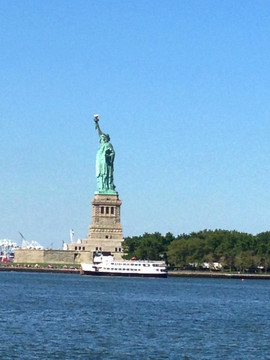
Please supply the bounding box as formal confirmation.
[1,272,270,359]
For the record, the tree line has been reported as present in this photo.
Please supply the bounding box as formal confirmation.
[122,230,270,272]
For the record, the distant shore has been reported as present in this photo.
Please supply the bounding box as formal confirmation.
[0,265,80,274]
[168,270,270,279]
[1,265,270,279]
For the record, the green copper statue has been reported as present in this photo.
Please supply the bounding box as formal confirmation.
[93,115,117,194]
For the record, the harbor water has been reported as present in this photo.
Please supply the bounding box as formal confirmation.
[1,272,270,359]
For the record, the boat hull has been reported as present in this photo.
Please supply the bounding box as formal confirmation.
[80,270,167,278]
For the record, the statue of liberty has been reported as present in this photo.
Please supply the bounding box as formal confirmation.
[93,115,117,194]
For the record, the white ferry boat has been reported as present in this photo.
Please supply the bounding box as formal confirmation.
[81,253,168,278]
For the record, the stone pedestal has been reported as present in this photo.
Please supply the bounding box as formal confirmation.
[86,194,124,259]
[67,193,124,260]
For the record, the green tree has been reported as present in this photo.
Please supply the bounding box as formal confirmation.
[235,251,253,272]
[167,238,189,268]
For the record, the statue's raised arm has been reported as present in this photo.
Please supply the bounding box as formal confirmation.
[93,114,103,137]
[93,114,117,195]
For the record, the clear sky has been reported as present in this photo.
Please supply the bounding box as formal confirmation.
[1,0,270,248]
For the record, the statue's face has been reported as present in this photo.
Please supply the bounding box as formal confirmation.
[100,134,109,143]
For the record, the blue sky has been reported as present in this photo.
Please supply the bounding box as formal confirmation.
[1,0,270,248]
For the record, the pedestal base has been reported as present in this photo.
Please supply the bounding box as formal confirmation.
[68,194,124,260]
[87,194,124,259]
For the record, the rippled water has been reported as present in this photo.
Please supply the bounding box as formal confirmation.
[0,272,270,359]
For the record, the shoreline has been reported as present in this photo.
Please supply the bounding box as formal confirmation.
[0,266,80,274]
[168,270,270,279]
[1,265,270,279]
